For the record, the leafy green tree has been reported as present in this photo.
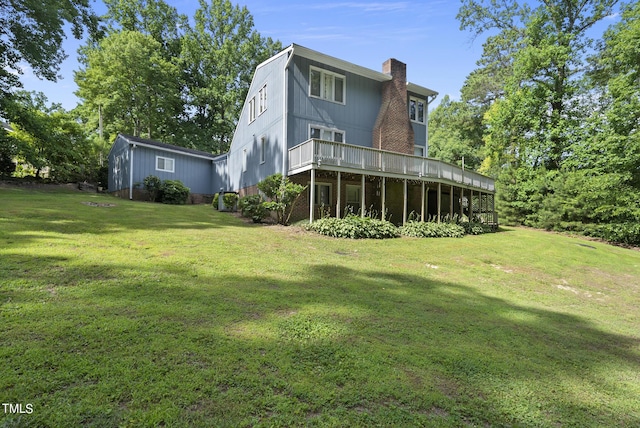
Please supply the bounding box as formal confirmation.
[179,0,282,153]
[3,91,95,181]
[0,0,100,103]
[75,30,182,141]
[428,95,485,170]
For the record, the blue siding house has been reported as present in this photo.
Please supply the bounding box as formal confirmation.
[108,44,496,224]
[108,134,226,203]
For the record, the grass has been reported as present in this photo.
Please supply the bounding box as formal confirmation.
[1,185,639,427]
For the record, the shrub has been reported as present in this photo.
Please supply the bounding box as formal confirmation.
[159,179,190,205]
[459,222,495,235]
[212,193,219,209]
[399,221,465,238]
[583,223,640,246]
[239,194,268,223]
[258,173,306,225]
[306,215,399,239]
[143,175,162,202]
[222,192,239,211]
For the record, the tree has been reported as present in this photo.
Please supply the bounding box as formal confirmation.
[0,0,100,105]
[459,0,621,171]
[75,30,182,141]
[179,0,282,154]
[3,91,95,181]
[428,95,485,170]
[257,173,306,225]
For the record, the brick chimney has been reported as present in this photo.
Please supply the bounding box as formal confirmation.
[373,58,414,155]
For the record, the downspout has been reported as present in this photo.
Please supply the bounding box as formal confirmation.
[129,143,136,200]
[282,47,295,176]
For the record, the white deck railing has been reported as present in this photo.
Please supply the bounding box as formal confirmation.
[288,139,495,192]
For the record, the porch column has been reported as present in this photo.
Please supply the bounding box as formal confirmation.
[336,171,341,218]
[437,183,442,223]
[470,189,474,221]
[421,181,425,222]
[310,168,315,223]
[381,177,386,220]
[403,179,408,226]
[460,187,464,219]
[361,174,366,217]
[449,185,454,219]
[425,186,429,222]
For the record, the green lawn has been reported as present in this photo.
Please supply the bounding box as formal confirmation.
[1,186,639,427]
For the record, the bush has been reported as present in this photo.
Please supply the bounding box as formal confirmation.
[212,193,219,209]
[459,222,494,235]
[143,175,162,202]
[258,173,306,225]
[583,223,640,246]
[399,221,465,238]
[239,194,268,223]
[306,215,399,239]
[159,179,190,205]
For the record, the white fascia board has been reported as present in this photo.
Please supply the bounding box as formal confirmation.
[407,82,438,99]
[291,43,392,82]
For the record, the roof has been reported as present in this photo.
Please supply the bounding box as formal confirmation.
[118,134,226,161]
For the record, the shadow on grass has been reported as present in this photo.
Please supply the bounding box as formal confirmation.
[2,252,639,427]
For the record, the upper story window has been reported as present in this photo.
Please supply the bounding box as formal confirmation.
[409,96,425,124]
[310,125,344,143]
[248,96,256,123]
[310,66,345,104]
[259,85,267,115]
[156,156,174,173]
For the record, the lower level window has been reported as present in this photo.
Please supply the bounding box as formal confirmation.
[314,183,331,206]
[156,156,174,173]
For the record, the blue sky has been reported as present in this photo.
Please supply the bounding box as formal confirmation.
[18,0,490,111]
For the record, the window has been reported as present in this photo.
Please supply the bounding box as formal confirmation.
[346,184,361,212]
[248,96,256,123]
[310,125,344,143]
[409,96,425,124]
[310,66,345,104]
[260,136,266,164]
[242,149,247,172]
[414,146,424,157]
[259,85,267,115]
[156,156,174,173]
[313,183,331,206]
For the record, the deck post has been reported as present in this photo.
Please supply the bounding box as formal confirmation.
[361,174,366,217]
[382,177,386,220]
[336,171,341,218]
[310,168,315,224]
[421,181,425,222]
[437,183,442,223]
[449,185,454,219]
[403,179,408,226]
[460,187,464,219]
[470,189,474,221]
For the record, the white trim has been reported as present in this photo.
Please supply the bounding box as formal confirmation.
[258,84,267,115]
[155,155,175,173]
[309,65,346,105]
[409,96,426,124]
[260,136,266,164]
[122,140,219,161]
[309,124,345,143]
[248,96,256,123]
[407,82,438,98]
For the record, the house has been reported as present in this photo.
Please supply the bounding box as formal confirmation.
[108,44,496,224]
[107,134,226,203]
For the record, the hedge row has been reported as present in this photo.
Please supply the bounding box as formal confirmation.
[305,216,495,240]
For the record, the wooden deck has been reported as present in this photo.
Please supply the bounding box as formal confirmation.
[288,139,495,193]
